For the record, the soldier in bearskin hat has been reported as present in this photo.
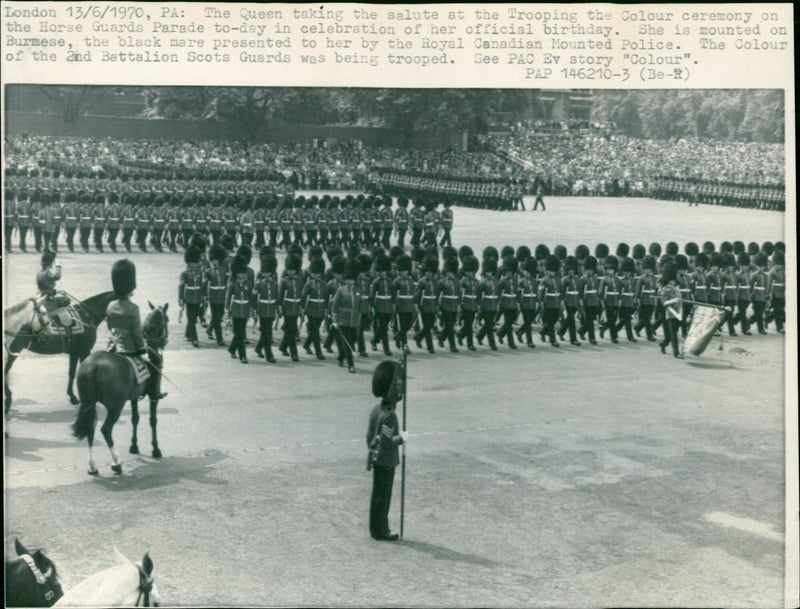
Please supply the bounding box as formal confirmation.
[413,256,439,353]
[598,255,621,343]
[205,244,228,347]
[253,253,279,362]
[558,255,582,346]
[634,255,659,342]
[691,253,709,304]
[594,243,610,276]
[331,258,361,373]
[515,256,539,348]
[394,197,410,249]
[496,256,521,349]
[356,254,374,357]
[392,254,416,352]
[301,256,328,360]
[615,257,638,343]
[765,250,785,333]
[436,256,461,352]
[370,253,395,356]
[107,259,146,356]
[721,252,739,336]
[476,256,500,350]
[439,199,454,247]
[658,261,683,358]
[674,255,693,337]
[366,359,407,541]
[539,254,562,346]
[457,255,480,351]
[734,252,752,335]
[409,199,425,248]
[706,252,724,308]
[226,254,251,364]
[323,255,347,354]
[278,253,304,362]
[748,253,769,335]
[179,245,205,348]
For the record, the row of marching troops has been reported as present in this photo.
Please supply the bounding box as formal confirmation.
[649,175,785,211]
[176,236,786,368]
[3,188,454,254]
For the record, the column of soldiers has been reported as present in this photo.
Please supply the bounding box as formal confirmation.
[649,176,785,211]
[176,237,786,368]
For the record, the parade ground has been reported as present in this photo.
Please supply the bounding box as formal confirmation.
[3,196,794,607]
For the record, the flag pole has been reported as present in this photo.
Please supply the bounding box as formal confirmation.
[400,347,407,540]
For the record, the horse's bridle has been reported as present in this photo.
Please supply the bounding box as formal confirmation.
[135,563,155,607]
[3,299,49,344]
[142,310,168,349]
[19,552,61,604]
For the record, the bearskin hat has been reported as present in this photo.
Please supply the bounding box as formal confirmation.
[41,250,56,268]
[209,244,226,264]
[221,233,235,252]
[732,241,745,255]
[375,253,391,273]
[722,252,736,268]
[737,252,750,267]
[774,241,785,253]
[514,245,530,262]
[343,259,360,280]
[442,246,458,261]
[522,256,538,275]
[574,244,590,260]
[285,254,302,273]
[358,253,373,274]
[648,242,662,257]
[564,255,578,273]
[720,241,733,254]
[620,257,636,274]
[347,245,360,260]
[389,246,404,262]
[685,242,699,257]
[554,245,567,260]
[604,255,619,272]
[444,256,459,274]
[483,245,499,261]
[423,256,438,274]
[411,246,426,263]
[675,254,689,271]
[188,235,206,255]
[501,245,515,259]
[458,245,474,261]
[661,261,678,285]
[231,254,248,277]
[462,255,479,274]
[289,243,304,258]
[111,259,136,298]
[772,251,784,265]
[747,242,759,256]
[331,255,346,275]
[398,197,409,208]
[372,360,401,398]
[184,245,201,264]
[583,255,597,272]
[616,242,630,258]
[424,245,439,260]
[665,242,679,256]
[761,241,774,256]
[595,243,609,259]
[260,254,277,273]
[309,245,323,260]
[754,253,768,268]
[642,255,657,271]
[502,256,519,273]
[694,252,709,269]
[535,244,551,260]
[545,254,560,272]
[310,257,325,275]
[397,254,413,273]
[482,257,497,275]
[710,252,724,267]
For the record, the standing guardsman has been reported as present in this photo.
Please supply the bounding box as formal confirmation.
[240,201,255,248]
[456,255,480,351]
[278,253,303,362]
[151,198,166,252]
[16,190,32,252]
[278,197,293,249]
[78,195,93,253]
[30,194,44,253]
[292,197,305,248]
[706,252,724,311]
[3,188,15,252]
[316,197,329,247]
[301,256,328,360]
[515,256,538,348]
[205,244,228,347]
[436,256,461,353]
[179,245,205,348]
[615,257,638,342]
[598,255,621,344]
[134,199,151,253]
[208,202,223,247]
[370,253,395,356]
[166,198,181,252]
[92,194,106,253]
[422,201,439,249]
[409,199,424,247]
[253,253,279,363]
[63,194,79,253]
[634,255,659,341]
[558,255,582,346]
[106,193,121,252]
[496,256,520,349]
[40,199,58,254]
[121,195,137,253]
[538,254,562,347]
[765,250,785,333]
[476,256,500,350]
[180,200,196,250]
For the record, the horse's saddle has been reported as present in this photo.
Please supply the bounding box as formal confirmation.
[120,355,151,385]
[39,303,83,336]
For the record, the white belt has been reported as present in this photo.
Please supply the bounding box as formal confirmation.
[605,291,619,296]
[284,298,300,302]
[566,290,579,295]
[501,293,516,298]
[521,293,535,297]
[308,298,324,302]
[483,295,498,299]
[442,295,458,299]
[232,299,248,304]
[422,295,436,299]
[375,295,391,299]
[209,286,225,291]
[584,290,597,294]
[260,299,276,304]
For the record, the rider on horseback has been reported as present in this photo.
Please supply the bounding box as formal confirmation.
[106,258,146,357]
[35,250,74,340]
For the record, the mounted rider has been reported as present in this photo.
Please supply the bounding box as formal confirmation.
[35,250,74,338]
[106,259,146,357]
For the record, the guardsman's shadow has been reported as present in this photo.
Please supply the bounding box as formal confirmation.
[398,539,499,567]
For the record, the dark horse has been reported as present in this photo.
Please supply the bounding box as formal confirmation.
[5,538,64,607]
[4,291,116,412]
[72,302,169,475]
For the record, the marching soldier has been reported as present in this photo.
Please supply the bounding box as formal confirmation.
[437,256,461,353]
[166,199,181,252]
[78,195,93,253]
[539,254,562,347]
[240,201,255,248]
[91,194,106,253]
[180,201,196,250]
[40,199,58,254]
[178,245,205,348]
[439,199,454,247]
[292,197,306,248]
[749,253,769,335]
[515,256,538,348]
[16,192,31,252]
[278,198,293,249]
[615,257,638,342]
[691,252,709,304]
[331,258,361,373]
[253,253,279,362]
[301,256,328,360]
[323,254,346,353]
[456,254,480,351]
[380,196,394,250]
[765,251,785,333]
[734,252,752,335]
[410,199,425,247]
[634,255,659,341]
[370,253,395,356]
[413,256,438,354]
[422,200,440,249]
[135,200,151,252]
[278,253,304,362]
[208,201,224,247]
[356,254,374,357]
[675,255,693,337]
[31,195,43,253]
[63,195,79,252]
[496,256,521,349]
[151,199,167,252]
[226,254,251,364]
[106,194,121,252]
[394,197,409,249]
[558,255,582,346]
[304,196,319,247]
[3,188,15,252]
[598,255,621,343]
[392,254,416,352]
[721,252,739,336]
[476,257,500,350]
[658,261,683,358]
[316,197,329,247]
[205,244,228,347]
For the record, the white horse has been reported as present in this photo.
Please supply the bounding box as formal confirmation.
[54,548,161,607]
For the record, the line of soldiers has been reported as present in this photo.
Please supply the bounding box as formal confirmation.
[3,188,454,255]
[649,175,785,211]
[175,236,786,368]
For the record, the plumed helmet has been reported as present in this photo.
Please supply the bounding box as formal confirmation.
[501,245,515,259]
[372,360,401,398]
[747,242,759,256]
[648,242,662,257]
[375,253,391,273]
[189,233,206,253]
[516,245,532,262]
[502,256,519,273]
[343,259,360,280]
[444,256,459,274]
[737,252,750,267]
[209,244,226,264]
[684,242,699,257]
[389,246,404,261]
[720,241,733,254]
[111,258,136,298]
[564,255,578,273]
[458,245,474,261]
[575,244,590,260]
[483,245,499,261]
[522,256,538,275]
[285,254,302,272]
[582,255,597,272]
[411,246,426,263]
[642,255,657,271]
[554,245,567,260]
[462,255,479,274]
[675,254,689,271]
[397,254,412,272]
[710,252,723,267]
[732,241,745,255]
[616,242,630,258]
[702,241,715,254]
[620,257,636,274]
[665,241,679,256]
[423,256,438,274]
[310,257,325,275]
[761,241,774,256]
[331,255,346,275]
[774,241,785,253]
[442,246,458,261]
[358,254,373,274]
[260,254,278,273]
[632,244,646,260]
[754,253,768,268]
[545,254,560,272]
[661,261,678,285]
[535,244,550,260]
[41,250,56,268]
[694,252,709,269]
[772,251,784,265]
[722,252,736,268]
[231,254,248,276]
[184,245,201,264]
[594,243,609,258]
[604,255,619,272]
[482,257,497,275]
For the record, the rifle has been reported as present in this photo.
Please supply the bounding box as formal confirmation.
[400,346,407,540]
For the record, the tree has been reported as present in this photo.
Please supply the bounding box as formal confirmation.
[37,86,108,125]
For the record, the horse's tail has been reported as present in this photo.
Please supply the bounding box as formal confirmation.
[72,360,98,440]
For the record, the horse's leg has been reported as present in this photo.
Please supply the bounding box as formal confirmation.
[86,410,99,475]
[100,404,124,474]
[67,352,82,405]
[4,353,17,414]
[130,399,140,454]
[149,397,162,458]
